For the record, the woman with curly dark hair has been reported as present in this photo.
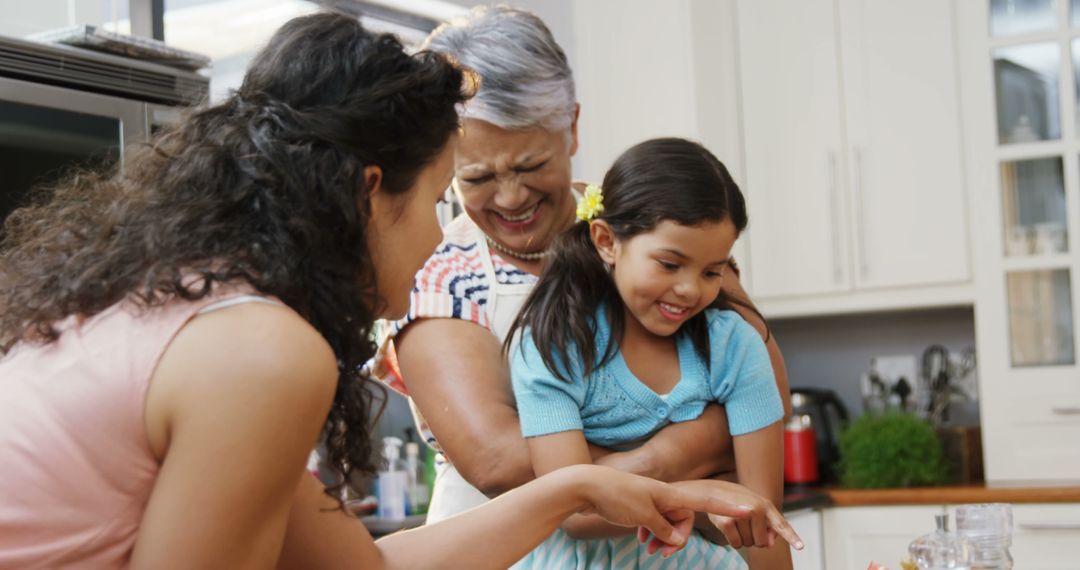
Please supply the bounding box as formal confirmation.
[0,10,796,570]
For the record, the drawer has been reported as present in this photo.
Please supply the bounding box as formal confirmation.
[1009,503,1080,570]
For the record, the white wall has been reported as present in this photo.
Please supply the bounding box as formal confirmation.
[571,0,699,181]
[444,0,742,184]
[572,0,750,267]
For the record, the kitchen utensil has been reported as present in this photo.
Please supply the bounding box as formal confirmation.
[921,345,951,392]
[862,358,889,414]
[894,376,913,411]
[922,345,955,426]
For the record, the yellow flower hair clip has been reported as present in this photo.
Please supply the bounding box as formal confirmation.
[576,184,605,222]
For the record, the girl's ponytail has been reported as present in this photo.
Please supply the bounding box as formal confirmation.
[503,219,620,382]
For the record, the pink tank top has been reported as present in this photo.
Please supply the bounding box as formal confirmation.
[0,289,280,568]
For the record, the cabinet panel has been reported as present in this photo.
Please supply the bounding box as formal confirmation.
[823,505,943,570]
[839,0,970,290]
[737,0,850,298]
[1010,503,1080,569]
[788,509,824,570]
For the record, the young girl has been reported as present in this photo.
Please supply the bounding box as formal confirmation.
[508,138,794,569]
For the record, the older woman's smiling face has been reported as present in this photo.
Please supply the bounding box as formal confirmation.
[453,118,578,256]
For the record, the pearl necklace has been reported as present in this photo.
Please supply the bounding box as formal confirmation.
[484,235,551,261]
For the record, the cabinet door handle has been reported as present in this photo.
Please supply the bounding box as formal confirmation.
[828,152,843,285]
[853,147,869,281]
[1018,522,1080,530]
[1051,406,1080,415]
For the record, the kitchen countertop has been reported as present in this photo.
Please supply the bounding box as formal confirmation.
[782,485,832,512]
[827,483,1080,506]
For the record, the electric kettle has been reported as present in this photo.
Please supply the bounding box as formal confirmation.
[789,387,850,483]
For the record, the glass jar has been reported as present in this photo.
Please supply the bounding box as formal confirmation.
[955,503,1014,570]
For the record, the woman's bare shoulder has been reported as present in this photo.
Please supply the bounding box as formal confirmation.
[146,301,338,457]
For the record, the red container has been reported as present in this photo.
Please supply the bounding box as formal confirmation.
[784,415,820,484]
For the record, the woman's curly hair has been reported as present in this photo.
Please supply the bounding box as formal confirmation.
[0,12,474,501]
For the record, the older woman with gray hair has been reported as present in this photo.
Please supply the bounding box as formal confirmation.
[383,3,792,560]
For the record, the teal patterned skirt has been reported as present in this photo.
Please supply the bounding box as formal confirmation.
[510,529,747,570]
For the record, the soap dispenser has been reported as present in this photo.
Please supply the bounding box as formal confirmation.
[376,436,407,520]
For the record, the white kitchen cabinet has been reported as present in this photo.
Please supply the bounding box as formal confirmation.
[823,505,943,570]
[736,0,849,300]
[787,509,825,570]
[735,0,972,317]
[823,503,1080,569]
[956,0,1080,483]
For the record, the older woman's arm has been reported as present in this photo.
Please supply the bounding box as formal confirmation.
[395,318,528,495]
[395,318,732,496]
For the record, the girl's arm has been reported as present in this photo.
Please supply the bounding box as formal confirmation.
[592,403,735,481]
[704,311,794,566]
[730,422,793,569]
[512,332,670,543]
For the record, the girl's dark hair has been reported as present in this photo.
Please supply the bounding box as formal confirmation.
[506,137,766,381]
[0,12,474,502]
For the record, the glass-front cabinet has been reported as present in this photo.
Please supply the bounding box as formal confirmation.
[960,0,1080,483]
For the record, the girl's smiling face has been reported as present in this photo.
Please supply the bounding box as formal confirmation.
[593,218,738,339]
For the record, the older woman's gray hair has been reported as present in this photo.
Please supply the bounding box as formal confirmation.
[423,5,576,133]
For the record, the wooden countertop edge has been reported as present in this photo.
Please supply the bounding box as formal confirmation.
[827,485,1080,506]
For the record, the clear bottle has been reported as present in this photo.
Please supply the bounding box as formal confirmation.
[955,503,1013,570]
[404,442,429,515]
[908,513,974,570]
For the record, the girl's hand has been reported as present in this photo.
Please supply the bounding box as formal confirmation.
[570,465,758,552]
[708,512,775,549]
[671,479,803,551]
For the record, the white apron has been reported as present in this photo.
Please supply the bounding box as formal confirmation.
[423,226,535,523]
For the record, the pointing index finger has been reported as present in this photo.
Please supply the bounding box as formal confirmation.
[767,509,804,550]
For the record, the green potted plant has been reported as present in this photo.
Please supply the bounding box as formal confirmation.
[838,412,949,488]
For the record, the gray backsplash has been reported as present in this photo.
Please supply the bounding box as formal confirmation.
[770,306,978,423]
